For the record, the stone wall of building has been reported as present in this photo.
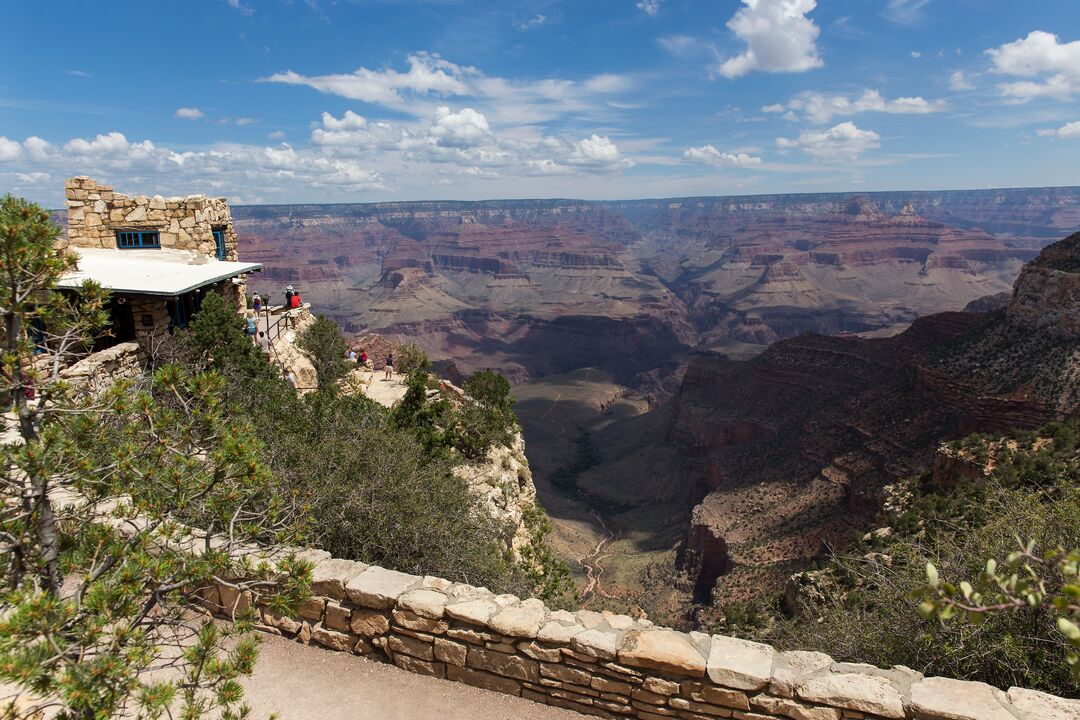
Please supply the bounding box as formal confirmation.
[198,548,1076,720]
[64,176,239,260]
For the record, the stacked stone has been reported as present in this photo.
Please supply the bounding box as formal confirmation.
[65,176,239,260]
[201,558,1079,720]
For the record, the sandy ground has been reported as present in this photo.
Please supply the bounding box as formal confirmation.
[351,368,408,408]
[243,634,585,720]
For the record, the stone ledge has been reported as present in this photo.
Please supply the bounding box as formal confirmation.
[62,484,1075,720]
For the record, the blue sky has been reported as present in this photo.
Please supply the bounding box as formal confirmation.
[2,0,1078,205]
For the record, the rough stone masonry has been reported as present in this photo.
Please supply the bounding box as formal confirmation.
[195,543,1079,720]
[63,175,239,259]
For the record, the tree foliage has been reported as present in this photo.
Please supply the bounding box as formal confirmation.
[0,195,309,718]
[296,315,349,389]
[772,422,1080,695]
[455,369,517,462]
[394,342,431,375]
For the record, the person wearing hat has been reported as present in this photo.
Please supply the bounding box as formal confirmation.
[284,284,294,309]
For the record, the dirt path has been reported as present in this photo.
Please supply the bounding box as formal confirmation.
[578,508,619,601]
[243,634,586,719]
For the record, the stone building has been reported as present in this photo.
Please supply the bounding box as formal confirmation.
[58,176,261,348]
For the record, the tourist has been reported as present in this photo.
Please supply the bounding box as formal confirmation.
[245,311,258,340]
[252,292,261,313]
[284,284,294,308]
[359,350,368,367]
[290,291,302,310]
[347,348,357,363]
[384,352,393,380]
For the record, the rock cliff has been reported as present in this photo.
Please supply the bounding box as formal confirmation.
[580,232,1080,616]
[233,187,1080,381]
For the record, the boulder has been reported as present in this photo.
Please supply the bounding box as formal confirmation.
[706,634,775,691]
[910,677,1016,720]
[1008,686,1080,720]
[487,598,547,638]
[397,588,448,620]
[345,566,420,609]
[796,673,904,719]
[618,629,707,678]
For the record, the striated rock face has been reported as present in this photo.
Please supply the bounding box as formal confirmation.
[1007,231,1080,338]
[628,231,1080,605]
[232,188,1080,381]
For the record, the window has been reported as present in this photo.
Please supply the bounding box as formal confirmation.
[213,227,227,259]
[116,230,160,249]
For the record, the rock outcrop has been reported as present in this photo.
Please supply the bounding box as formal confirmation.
[588,232,1080,609]
[232,188,1080,381]
[453,432,537,561]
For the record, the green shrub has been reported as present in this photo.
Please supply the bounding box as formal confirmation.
[773,423,1080,695]
[297,315,350,388]
[396,342,431,374]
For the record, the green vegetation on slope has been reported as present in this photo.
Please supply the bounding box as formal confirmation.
[178,295,572,602]
[771,421,1080,695]
[0,196,310,718]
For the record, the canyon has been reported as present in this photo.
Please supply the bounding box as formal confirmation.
[233,187,1080,625]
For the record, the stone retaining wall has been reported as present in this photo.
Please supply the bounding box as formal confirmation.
[202,552,1079,720]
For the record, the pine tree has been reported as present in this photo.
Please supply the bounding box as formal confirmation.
[0,196,309,718]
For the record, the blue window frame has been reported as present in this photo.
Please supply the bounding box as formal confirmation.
[213,227,227,259]
[116,230,160,249]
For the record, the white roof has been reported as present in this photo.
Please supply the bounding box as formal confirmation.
[57,247,262,297]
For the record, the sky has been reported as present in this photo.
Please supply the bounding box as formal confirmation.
[2,0,1079,206]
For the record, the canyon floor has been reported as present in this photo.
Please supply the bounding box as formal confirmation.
[513,369,697,625]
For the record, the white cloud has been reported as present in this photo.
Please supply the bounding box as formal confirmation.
[226,0,253,16]
[884,0,931,26]
[175,107,204,120]
[776,122,880,162]
[987,31,1080,101]
[514,14,546,30]
[1037,121,1080,139]
[428,107,494,148]
[569,135,632,169]
[910,51,922,58]
[637,0,661,16]
[657,35,704,58]
[263,53,470,106]
[949,70,974,91]
[64,132,132,156]
[66,70,91,79]
[770,89,946,124]
[16,172,49,183]
[309,108,633,175]
[715,0,823,79]
[262,52,633,127]
[23,137,56,162]
[267,130,286,140]
[0,137,23,162]
[683,145,762,168]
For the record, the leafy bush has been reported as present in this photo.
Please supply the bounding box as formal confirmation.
[297,315,350,388]
[455,369,518,462]
[773,424,1080,695]
[395,342,431,374]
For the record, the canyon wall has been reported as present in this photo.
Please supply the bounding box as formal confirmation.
[233,187,1080,381]
[656,231,1080,607]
